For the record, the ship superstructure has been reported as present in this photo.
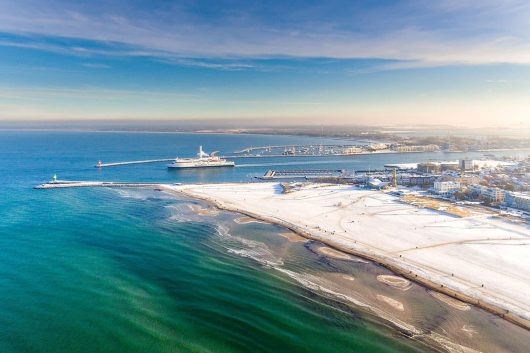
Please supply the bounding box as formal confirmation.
[167,146,235,169]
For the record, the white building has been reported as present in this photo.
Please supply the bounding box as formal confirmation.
[504,192,530,212]
[470,185,505,203]
[433,181,460,196]
[368,143,388,151]
[395,144,439,152]
[343,147,363,154]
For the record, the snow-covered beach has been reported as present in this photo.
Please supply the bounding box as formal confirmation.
[164,182,530,329]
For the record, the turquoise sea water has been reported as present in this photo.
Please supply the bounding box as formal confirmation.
[1,131,529,353]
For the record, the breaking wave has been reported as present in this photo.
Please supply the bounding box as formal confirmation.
[113,188,152,200]
[215,224,284,267]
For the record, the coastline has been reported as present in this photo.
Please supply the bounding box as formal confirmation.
[35,179,530,332]
[159,182,530,331]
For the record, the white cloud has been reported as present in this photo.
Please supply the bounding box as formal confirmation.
[0,1,529,65]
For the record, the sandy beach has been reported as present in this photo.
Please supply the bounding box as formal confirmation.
[377,275,411,290]
[317,246,353,260]
[163,182,530,329]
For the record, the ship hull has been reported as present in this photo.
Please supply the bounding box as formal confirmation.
[167,162,235,169]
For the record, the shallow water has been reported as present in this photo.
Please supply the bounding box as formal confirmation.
[213,203,530,353]
[1,131,529,352]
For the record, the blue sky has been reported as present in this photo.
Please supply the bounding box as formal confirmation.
[0,0,529,126]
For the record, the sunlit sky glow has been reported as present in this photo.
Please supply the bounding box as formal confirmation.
[0,0,529,126]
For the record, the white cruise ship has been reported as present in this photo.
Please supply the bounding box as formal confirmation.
[167,146,235,169]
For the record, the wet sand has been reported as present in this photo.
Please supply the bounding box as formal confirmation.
[233,216,268,224]
[430,291,471,311]
[163,186,530,353]
[317,246,353,260]
[376,294,405,312]
[377,275,411,290]
[188,204,219,216]
[276,232,308,242]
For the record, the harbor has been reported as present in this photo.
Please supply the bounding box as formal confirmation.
[93,142,445,168]
[25,131,530,353]
[22,128,530,353]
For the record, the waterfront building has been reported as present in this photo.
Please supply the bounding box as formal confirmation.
[394,144,440,152]
[342,147,363,154]
[368,143,388,151]
[445,174,481,185]
[398,175,437,186]
[418,162,440,173]
[433,181,461,196]
[469,185,505,203]
[504,191,530,212]
[440,162,459,171]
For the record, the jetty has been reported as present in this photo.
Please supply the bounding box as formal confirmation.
[258,169,346,180]
[34,180,177,189]
[234,145,286,154]
[95,159,175,168]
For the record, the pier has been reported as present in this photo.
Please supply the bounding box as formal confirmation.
[34,180,176,189]
[234,145,285,154]
[234,144,361,155]
[258,169,346,180]
[95,159,175,168]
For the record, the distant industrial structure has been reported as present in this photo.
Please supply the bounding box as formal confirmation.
[258,169,346,180]
[460,159,474,171]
